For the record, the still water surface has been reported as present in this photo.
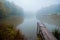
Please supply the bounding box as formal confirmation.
[17,16,56,40]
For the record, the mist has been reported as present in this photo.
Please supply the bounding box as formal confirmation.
[7,0,59,12]
[0,0,60,40]
[0,0,24,26]
[36,4,60,27]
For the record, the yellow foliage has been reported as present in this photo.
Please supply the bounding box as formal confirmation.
[0,24,25,40]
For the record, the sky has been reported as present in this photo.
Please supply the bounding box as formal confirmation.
[7,0,59,12]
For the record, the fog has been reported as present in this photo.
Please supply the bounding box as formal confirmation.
[36,4,60,27]
[0,0,60,40]
[0,0,24,26]
[7,0,60,19]
[7,0,59,12]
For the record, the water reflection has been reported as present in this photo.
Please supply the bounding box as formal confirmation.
[0,0,24,26]
[17,17,37,40]
[17,15,57,40]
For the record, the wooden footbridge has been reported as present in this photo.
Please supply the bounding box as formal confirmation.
[37,22,57,40]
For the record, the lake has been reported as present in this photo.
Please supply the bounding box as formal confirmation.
[17,15,56,40]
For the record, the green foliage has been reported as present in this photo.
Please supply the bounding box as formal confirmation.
[0,24,16,40]
[0,24,25,40]
[52,28,60,40]
[0,0,24,26]
[0,1,24,18]
[14,30,25,40]
[0,0,25,40]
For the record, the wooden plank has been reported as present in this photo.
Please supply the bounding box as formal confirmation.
[37,22,57,40]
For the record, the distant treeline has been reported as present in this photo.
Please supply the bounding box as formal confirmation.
[0,0,25,40]
[0,0,24,26]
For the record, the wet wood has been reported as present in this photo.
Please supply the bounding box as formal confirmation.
[37,22,57,40]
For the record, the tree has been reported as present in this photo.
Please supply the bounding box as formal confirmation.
[0,0,25,40]
[0,0,24,26]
